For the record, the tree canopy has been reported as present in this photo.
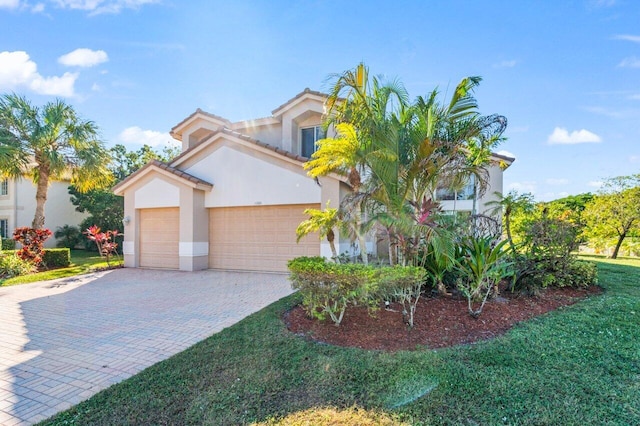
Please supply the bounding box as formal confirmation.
[0,94,112,228]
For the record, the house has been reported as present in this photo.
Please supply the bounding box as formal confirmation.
[0,178,87,248]
[113,89,514,272]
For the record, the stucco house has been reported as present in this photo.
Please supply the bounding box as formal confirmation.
[0,178,87,248]
[113,89,514,272]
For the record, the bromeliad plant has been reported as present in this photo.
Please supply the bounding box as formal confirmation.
[455,237,512,318]
[84,225,120,266]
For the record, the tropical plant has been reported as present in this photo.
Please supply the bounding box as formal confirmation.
[0,251,36,278]
[305,63,508,270]
[376,265,427,327]
[455,237,512,317]
[296,202,341,261]
[0,94,112,229]
[54,225,82,249]
[84,225,120,266]
[12,226,52,265]
[486,190,535,255]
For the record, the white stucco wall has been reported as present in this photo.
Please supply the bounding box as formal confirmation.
[234,123,283,148]
[0,179,87,247]
[134,178,180,208]
[184,144,321,207]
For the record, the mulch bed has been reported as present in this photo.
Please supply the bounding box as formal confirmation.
[284,286,603,351]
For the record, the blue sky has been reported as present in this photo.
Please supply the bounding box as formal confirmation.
[1,0,639,201]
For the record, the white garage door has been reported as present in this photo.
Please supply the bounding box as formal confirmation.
[139,208,180,269]
[209,204,320,272]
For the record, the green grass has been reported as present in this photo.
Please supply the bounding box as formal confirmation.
[1,250,122,287]
[41,258,640,425]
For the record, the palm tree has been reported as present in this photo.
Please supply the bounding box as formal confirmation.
[486,190,535,256]
[0,94,112,229]
[296,202,341,261]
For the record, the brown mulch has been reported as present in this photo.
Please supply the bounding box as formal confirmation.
[284,286,603,351]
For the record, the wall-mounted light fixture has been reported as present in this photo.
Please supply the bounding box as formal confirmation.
[122,216,131,226]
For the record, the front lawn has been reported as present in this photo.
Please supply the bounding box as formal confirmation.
[0,250,122,287]
[41,258,640,425]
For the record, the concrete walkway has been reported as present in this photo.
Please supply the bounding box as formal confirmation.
[0,268,293,425]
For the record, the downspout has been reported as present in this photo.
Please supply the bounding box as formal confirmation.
[13,179,18,235]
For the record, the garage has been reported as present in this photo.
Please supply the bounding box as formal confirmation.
[209,204,320,272]
[139,207,180,269]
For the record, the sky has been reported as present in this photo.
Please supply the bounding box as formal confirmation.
[1,0,639,201]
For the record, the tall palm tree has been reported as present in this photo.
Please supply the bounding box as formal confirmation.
[486,190,535,255]
[0,94,112,229]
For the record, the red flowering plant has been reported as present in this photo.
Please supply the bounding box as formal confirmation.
[84,225,120,266]
[12,227,52,266]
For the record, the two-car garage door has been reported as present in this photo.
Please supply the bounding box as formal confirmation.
[139,204,319,272]
[209,204,320,272]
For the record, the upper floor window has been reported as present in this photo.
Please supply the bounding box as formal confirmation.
[0,179,8,196]
[436,176,475,201]
[301,126,325,158]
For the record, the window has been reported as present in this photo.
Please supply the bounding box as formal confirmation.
[0,219,7,239]
[0,179,7,196]
[436,176,476,201]
[300,126,325,158]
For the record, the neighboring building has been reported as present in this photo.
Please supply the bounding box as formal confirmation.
[114,89,514,272]
[0,178,87,248]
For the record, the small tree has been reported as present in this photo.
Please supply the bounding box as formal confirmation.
[54,225,82,249]
[296,201,341,261]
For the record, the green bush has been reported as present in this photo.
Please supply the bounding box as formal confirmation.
[288,257,374,325]
[288,257,427,326]
[54,225,82,249]
[562,260,598,288]
[1,238,16,250]
[42,248,71,268]
[0,253,36,278]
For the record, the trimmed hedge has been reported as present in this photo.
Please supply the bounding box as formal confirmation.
[42,248,71,268]
[288,256,427,326]
[1,238,16,250]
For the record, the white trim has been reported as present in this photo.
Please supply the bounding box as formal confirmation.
[179,242,209,257]
[123,241,134,255]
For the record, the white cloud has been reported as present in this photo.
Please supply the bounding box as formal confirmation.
[618,56,640,68]
[588,181,604,188]
[58,48,108,67]
[91,83,101,91]
[493,60,517,68]
[118,126,176,147]
[53,0,159,14]
[0,51,77,96]
[546,178,569,185]
[630,155,640,163]
[31,2,45,12]
[613,34,640,43]
[496,150,516,159]
[547,127,602,144]
[0,0,20,9]
[508,181,537,194]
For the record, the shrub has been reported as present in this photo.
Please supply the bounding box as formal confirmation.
[455,237,512,318]
[288,257,428,327]
[84,225,120,266]
[42,248,71,268]
[1,238,16,250]
[563,260,598,288]
[0,252,36,278]
[54,225,82,249]
[376,265,427,327]
[12,227,52,266]
[288,257,374,326]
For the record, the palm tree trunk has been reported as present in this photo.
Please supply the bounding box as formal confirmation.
[327,229,339,262]
[32,169,49,229]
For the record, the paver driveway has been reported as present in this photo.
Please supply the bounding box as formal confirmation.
[0,268,293,425]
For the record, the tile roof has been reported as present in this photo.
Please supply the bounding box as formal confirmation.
[112,159,213,194]
[169,108,232,136]
[271,88,330,115]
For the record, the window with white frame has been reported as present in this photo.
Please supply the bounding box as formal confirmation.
[0,219,8,239]
[300,125,325,158]
[436,175,476,201]
[0,179,8,196]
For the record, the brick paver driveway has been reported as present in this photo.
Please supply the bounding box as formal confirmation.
[0,268,293,425]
